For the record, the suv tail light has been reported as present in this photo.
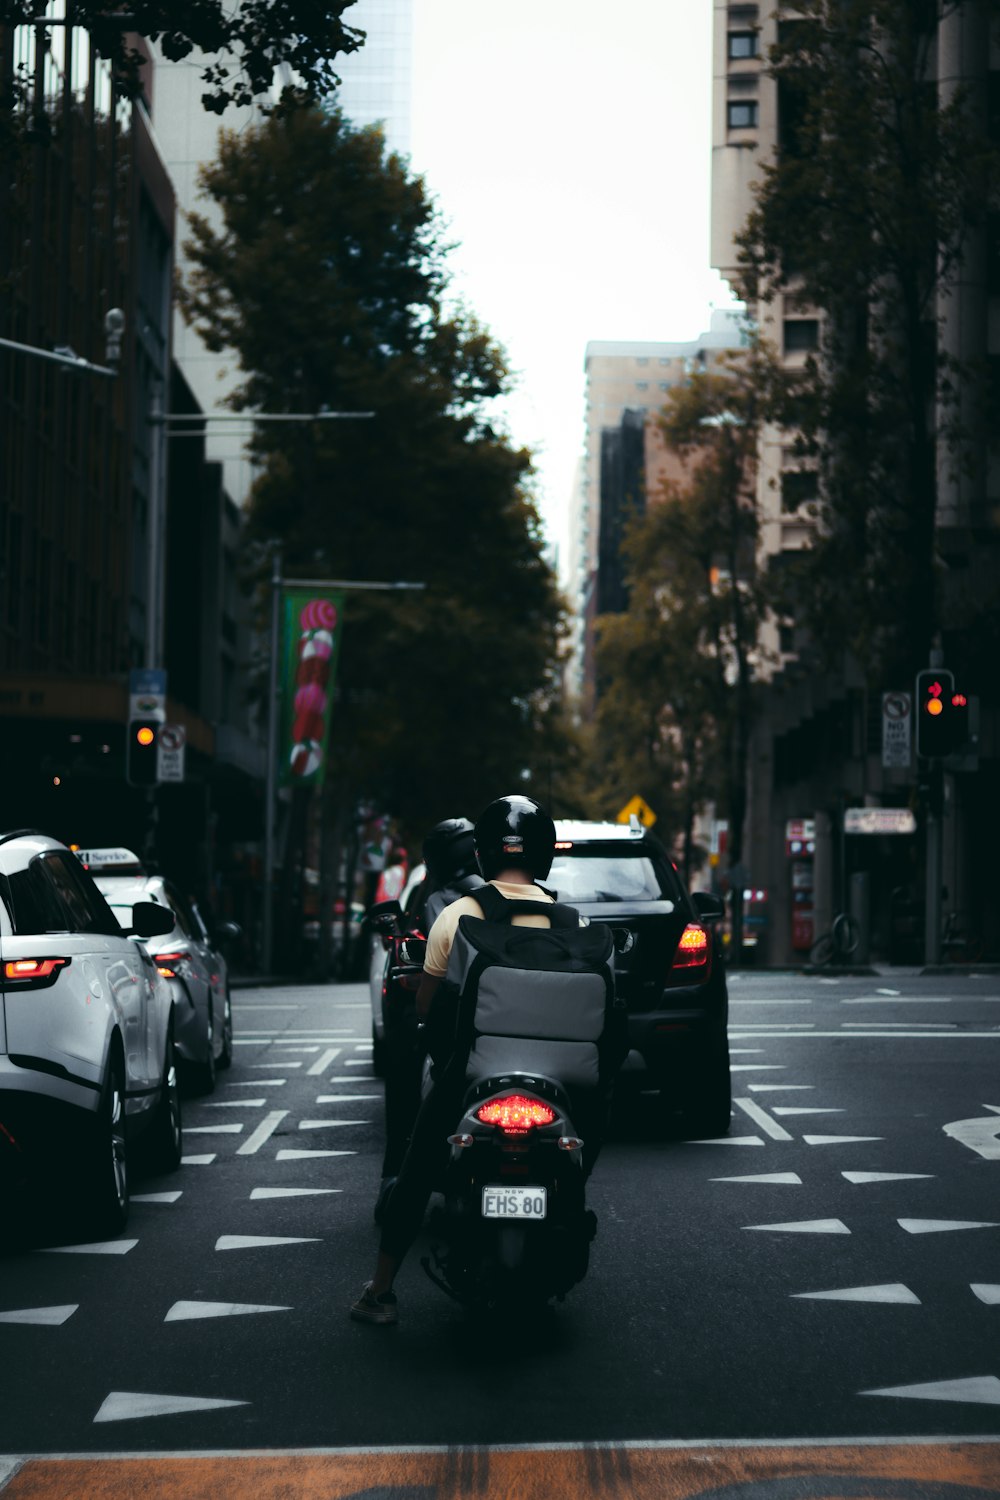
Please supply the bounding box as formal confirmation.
[666,923,711,983]
[156,950,191,979]
[475,1094,557,1134]
[3,956,71,989]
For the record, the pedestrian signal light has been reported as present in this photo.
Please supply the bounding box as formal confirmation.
[126,718,160,786]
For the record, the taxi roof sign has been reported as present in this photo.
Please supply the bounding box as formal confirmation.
[616,795,656,829]
[74,846,145,872]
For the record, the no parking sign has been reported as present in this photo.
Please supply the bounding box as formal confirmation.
[157,723,186,783]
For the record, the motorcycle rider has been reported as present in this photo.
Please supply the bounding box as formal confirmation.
[374,817,484,1222]
[351,793,567,1325]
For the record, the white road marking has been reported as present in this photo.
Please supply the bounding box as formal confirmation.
[842,1171,935,1184]
[206,1099,266,1108]
[731,999,813,1005]
[731,1064,787,1072]
[745,1218,850,1234]
[226,1079,286,1087]
[41,1240,137,1256]
[861,1376,1000,1406]
[181,1154,216,1165]
[93,1392,249,1423]
[734,1098,793,1141]
[132,1192,182,1204]
[316,1093,381,1104]
[183,1124,243,1135]
[274,1045,321,1052]
[748,1084,815,1092]
[732,1031,999,1038]
[793,1284,920,1304]
[343,1060,374,1068]
[844,996,952,1004]
[877,988,901,995]
[165,1301,290,1322]
[898,1218,999,1234]
[235,1110,288,1156]
[233,1039,271,1045]
[710,1173,803,1185]
[686,1135,764,1146]
[971,1285,1000,1304]
[943,1105,1000,1160]
[298,1118,368,1129]
[0,1305,78,1325]
[327,1076,376,1083]
[803,1134,883,1145]
[215,1234,320,1250]
[772,1107,845,1116]
[306,1047,342,1076]
[729,1048,765,1054]
[231,1004,302,1009]
[251,1061,301,1068]
[275,1148,356,1160]
[250,1187,341,1200]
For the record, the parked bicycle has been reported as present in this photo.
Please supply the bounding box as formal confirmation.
[809,911,861,967]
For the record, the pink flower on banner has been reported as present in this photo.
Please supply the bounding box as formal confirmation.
[300,599,337,633]
[294,683,327,717]
[302,629,334,660]
[292,710,326,744]
[290,739,324,777]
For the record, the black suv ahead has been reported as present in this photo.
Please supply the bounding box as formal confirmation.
[550,819,730,1136]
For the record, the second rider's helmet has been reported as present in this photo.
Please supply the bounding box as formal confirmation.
[473,795,556,882]
[422,817,478,888]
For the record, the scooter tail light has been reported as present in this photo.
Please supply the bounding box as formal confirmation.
[558,1135,585,1152]
[475,1094,557,1133]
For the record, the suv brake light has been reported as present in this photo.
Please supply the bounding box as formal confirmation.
[3,956,72,988]
[475,1094,556,1134]
[156,950,191,978]
[668,923,711,978]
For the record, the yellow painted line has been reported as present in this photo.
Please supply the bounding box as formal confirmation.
[2,1441,1000,1499]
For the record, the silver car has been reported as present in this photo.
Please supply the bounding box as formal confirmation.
[82,850,235,1096]
[0,830,182,1234]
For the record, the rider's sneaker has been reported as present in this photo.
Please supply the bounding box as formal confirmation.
[350,1281,399,1325]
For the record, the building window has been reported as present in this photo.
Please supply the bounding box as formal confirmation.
[783,318,820,354]
[728,31,758,59]
[781,470,819,511]
[636,381,648,391]
[728,99,758,130]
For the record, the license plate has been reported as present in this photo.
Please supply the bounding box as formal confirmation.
[481,1186,547,1220]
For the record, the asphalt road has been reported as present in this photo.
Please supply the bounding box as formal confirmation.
[2,969,999,1495]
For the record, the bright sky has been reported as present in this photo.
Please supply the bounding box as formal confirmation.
[408,0,739,571]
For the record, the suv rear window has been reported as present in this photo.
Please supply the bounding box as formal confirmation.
[549,845,679,904]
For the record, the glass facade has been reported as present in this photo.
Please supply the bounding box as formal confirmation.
[332,0,414,156]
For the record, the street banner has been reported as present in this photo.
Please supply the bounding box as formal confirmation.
[278,588,344,788]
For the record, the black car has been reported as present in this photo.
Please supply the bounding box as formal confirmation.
[550,819,730,1135]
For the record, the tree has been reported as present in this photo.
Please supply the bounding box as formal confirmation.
[180,101,570,849]
[737,0,1000,682]
[589,342,783,892]
[0,2,363,114]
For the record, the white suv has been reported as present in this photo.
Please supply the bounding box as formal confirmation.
[0,830,182,1234]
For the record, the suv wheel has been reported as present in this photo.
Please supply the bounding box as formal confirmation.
[146,1028,183,1172]
[188,1015,216,1095]
[86,1048,129,1235]
[675,1032,732,1138]
[217,991,233,1070]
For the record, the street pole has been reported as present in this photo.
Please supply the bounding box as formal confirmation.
[262,547,282,976]
[924,763,943,966]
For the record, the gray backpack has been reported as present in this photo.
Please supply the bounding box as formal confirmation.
[443,883,618,1093]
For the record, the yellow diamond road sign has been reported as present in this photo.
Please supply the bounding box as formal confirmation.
[617,795,656,828]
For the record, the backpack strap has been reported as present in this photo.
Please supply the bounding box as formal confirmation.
[472,882,579,929]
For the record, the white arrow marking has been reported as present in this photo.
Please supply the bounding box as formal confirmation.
[206,1099,266,1108]
[0,1304,78,1325]
[41,1240,137,1255]
[687,1136,765,1146]
[236,1109,288,1156]
[274,1045,320,1052]
[877,988,901,995]
[748,1084,815,1092]
[227,1078,285,1086]
[793,1283,920,1304]
[251,1061,301,1068]
[731,1065,786,1072]
[803,1135,883,1146]
[971,1285,1000,1304]
[298,1119,368,1130]
[735,1099,793,1141]
[275,1148,356,1160]
[94,1391,249,1423]
[899,1218,999,1234]
[184,1124,243,1135]
[842,1172,934,1184]
[181,1154,216,1165]
[132,1191,182,1204]
[745,1219,851,1234]
[943,1105,1000,1160]
[772,1107,845,1116]
[250,1187,341,1200]
[711,1173,803,1185]
[165,1301,290,1322]
[215,1234,320,1250]
[862,1376,1000,1406]
[315,1094,381,1103]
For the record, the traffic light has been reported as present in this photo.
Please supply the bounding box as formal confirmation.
[915,669,969,758]
[126,719,160,787]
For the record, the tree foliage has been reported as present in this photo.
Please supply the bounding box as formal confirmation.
[0,2,363,113]
[737,0,1000,680]
[180,101,569,840]
[588,342,783,875]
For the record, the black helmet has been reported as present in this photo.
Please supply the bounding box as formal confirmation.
[422,817,478,886]
[473,795,556,882]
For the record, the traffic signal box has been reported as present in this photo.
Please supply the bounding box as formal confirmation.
[126,719,160,787]
[915,669,970,758]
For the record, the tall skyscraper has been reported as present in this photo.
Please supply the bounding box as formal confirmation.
[332,0,414,156]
